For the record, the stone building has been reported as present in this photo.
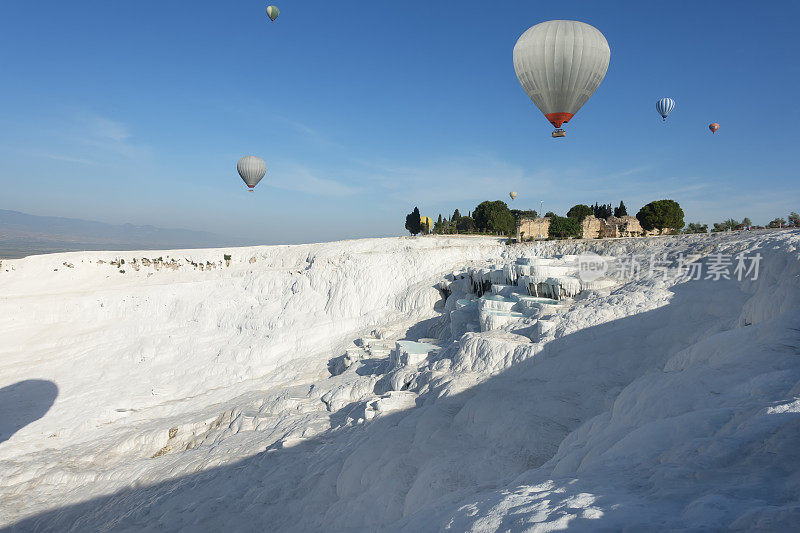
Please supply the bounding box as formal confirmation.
[517,213,655,240]
[579,215,647,238]
[580,215,605,239]
[603,215,646,237]
[517,217,550,241]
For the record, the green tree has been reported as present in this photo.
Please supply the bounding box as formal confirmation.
[788,212,800,227]
[712,219,738,232]
[614,201,628,217]
[548,215,581,239]
[590,202,612,218]
[636,200,685,231]
[566,204,593,222]
[405,207,421,235]
[683,222,708,234]
[457,216,475,233]
[431,214,443,234]
[768,217,786,229]
[593,203,612,219]
[511,209,538,222]
[473,200,516,235]
[452,209,461,221]
[544,211,556,218]
[742,217,752,228]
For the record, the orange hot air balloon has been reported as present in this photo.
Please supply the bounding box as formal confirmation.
[709,123,720,134]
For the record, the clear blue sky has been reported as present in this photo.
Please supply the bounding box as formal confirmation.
[1,1,797,243]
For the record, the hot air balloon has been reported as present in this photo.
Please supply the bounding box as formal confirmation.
[420,216,433,233]
[509,191,518,200]
[656,98,675,121]
[709,123,720,134]
[513,20,611,138]
[266,5,279,22]
[237,156,267,192]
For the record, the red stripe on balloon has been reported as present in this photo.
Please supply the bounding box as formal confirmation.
[545,112,575,128]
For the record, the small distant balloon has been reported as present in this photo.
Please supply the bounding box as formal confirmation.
[509,191,518,200]
[237,156,267,191]
[709,123,720,134]
[266,5,279,22]
[656,98,675,121]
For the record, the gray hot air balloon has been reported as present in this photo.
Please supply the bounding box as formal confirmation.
[237,156,267,192]
[513,21,611,138]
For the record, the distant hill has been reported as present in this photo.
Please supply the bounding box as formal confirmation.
[0,209,246,258]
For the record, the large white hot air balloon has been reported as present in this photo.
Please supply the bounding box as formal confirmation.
[513,20,611,138]
[237,156,267,192]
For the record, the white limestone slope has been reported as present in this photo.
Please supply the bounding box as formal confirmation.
[1,231,799,531]
[0,237,506,517]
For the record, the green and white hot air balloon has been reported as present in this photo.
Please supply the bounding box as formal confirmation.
[266,5,279,22]
[237,156,267,192]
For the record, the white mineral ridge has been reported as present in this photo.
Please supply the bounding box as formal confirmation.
[1,231,799,531]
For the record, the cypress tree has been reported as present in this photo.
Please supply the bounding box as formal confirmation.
[405,207,422,235]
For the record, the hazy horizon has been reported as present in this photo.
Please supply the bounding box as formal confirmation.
[0,208,407,259]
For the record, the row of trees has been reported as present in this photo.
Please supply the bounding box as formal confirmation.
[542,200,683,239]
[683,212,800,234]
[564,201,628,223]
[405,202,523,236]
[432,209,479,234]
[405,199,657,238]
[592,201,627,219]
[406,201,797,239]
[766,212,800,228]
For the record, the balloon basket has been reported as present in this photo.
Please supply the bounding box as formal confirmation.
[552,129,566,138]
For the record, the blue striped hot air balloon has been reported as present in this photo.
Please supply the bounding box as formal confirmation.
[656,98,675,121]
